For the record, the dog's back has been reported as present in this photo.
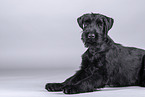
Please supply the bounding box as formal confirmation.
[106,43,145,86]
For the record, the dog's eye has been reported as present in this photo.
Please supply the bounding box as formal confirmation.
[96,20,103,27]
[83,23,89,28]
[83,20,91,28]
[84,19,91,23]
[84,23,88,27]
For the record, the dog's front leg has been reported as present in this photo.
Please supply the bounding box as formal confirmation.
[63,69,91,85]
[45,69,91,92]
[63,70,107,94]
[45,55,93,92]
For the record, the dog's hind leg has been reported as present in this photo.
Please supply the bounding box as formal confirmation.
[140,55,145,87]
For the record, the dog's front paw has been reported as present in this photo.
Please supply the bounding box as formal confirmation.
[45,83,63,91]
[63,85,81,94]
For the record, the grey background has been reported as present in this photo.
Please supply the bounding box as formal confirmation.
[1,0,145,70]
[0,0,145,69]
[1,0,145,97]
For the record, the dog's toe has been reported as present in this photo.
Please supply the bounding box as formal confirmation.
[45,83,63,92]
[63,85,79,94]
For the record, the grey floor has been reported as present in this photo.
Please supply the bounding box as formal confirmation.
[0,68,145,97]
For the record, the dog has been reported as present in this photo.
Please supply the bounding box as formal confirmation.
[45,13,145,94]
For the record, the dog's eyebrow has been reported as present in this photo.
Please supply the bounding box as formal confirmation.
[84,19,91,23]
[96,19,103,22]
[83,16,91,22]
[84,18,91,23]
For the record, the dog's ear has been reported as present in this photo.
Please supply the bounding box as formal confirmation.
[104,16,114,33]
[77,15,84,29]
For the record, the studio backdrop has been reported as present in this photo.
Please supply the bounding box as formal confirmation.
[0,0,145,70]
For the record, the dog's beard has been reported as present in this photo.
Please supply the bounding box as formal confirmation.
[82,38,98,47]
[82,37,105,48]
[86,39,96,44]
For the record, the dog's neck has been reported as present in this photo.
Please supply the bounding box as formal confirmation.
[88,36,114,54]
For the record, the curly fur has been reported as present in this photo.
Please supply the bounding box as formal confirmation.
[45,13,145,94]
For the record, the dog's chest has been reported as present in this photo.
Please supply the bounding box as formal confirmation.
[88,49,106,68]
[84,52,106,75]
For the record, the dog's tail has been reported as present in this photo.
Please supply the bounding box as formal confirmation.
[140,55,145,87]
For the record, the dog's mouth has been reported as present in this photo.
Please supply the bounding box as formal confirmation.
[86,41,96,44]
[81,36,99,47]
[86,38,97,43]
[84,39,98,47]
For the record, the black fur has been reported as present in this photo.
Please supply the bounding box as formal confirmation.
[45,13,145,94]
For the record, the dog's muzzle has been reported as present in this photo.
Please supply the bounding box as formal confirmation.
[88,33,95,39]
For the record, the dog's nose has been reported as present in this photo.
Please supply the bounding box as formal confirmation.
[88,33,95,38]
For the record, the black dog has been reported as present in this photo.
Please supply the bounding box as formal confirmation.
[45,13,145,94]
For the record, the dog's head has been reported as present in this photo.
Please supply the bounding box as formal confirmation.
[77,13,114,47]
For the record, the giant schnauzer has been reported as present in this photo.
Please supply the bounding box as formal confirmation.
[45,13,145,94]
